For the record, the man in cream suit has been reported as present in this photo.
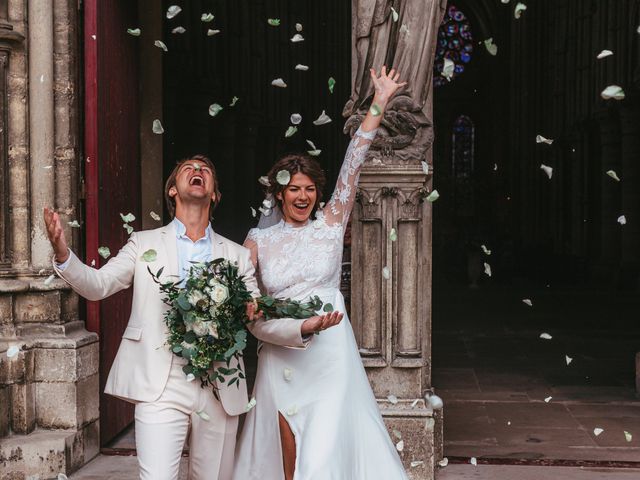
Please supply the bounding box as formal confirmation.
[43,154,342,480]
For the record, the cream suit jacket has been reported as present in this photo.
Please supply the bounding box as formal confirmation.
[53,222,308,416]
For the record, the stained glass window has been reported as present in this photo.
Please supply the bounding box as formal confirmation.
[433,5,473,87]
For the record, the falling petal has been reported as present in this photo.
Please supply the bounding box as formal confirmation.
[597,49,614,59]
[290,33,304,43]
[208,103,223,117]
[295,64,309,71]
[501,0,510,3]
[283,368,293,381]
[541,164,553,179]
[186,373,195,382]
[154,40,168,52]
[258,176,270,187]
[44,274,56,286]
[400,24,410,36]
[207,29,221,36]
[201,13,214,22]
[387,394,399,404]
[196,411,210,421]
[390,6,399,22]
[484,263,492,277]
[307,149,322,157]
[290,114,302,125]
[230,96,239,107]
[618,215,627,225]
[271,78,287,88]
[606,170,621,181]
[43,165,53,169]
[262,198,274,209]
[127,28,141,36]
[120,213,136,223]
[624,431,633,442]
[481,245,491,255]
[258,206,271,217]
[246,397,257,412]
[124,224,134,235]
[442,58,455,81]
[426,190,440,202]
[484,38,498,56]
[396,440,404,452]
[438,458,448,467]
[601,85,625,100]
[470,457,477,466]
[98,247,111,259]
[7,345,19,358]
[312,110,332,126]
[152,119,164,134]
[514,3,527,19]
[392,429,402,439]
[306,140,316,149]
[411,399,420,408]
[276,170,291,186]
[171,26,186,34]
[540,333,553,340]
[166,5,181,19]
[411,460,425,468]
[285,126,298,138]
[389,228,398,242]
[296,23,303,32]
[250,207,257,218]
[369,103,383,117]
[536,135,554,145]
[150,211,161,221]
[594,428,604,436]
[507,421,511,425]
[267,18,281,26]
[428,394,444,410]
[544,396,552,403]
[141,249,157,262]
[382,266,390,279]
[421,161,429,175]
[68,220,81,228]
[328,77,336,94]
[494,163,498,171]
[286,405,299,416]
[58,475,68,480]
[565,355,573,365]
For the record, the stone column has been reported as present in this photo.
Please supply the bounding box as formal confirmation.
[346,1,445,478]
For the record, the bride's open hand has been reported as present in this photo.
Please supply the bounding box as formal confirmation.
[370,66,407,106]
[301,311,344,335]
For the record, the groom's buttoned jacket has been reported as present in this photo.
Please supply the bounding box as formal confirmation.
[53,222,307,415]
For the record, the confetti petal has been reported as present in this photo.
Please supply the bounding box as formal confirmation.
[201,13,214,23]
[392,429,402,439]
[230,96,239,107]
[141,249,157,262]
[208,103,223,117]
[296,23,303,32]
[624,431,633,442]
[127,28,141,36]
[68,220,80,228]
[166,5,182,19]
[501,0,510,3]
[382,266,390,279]
[565,355,573,365]
[541,164,553,179]
[44,274,56,286]
[7,345,19,358]
[387,394,399,404]
[196,410,210,421]
[152,119,164,134]
[597,49,614,59]
[172,26,186,34]
[276,170,291,186]
[411,460,425,468]
[438,458,448,467]
[484,263,492,277]
[481,245,491,255]
[389,228,398,242]
[544,396,553,403]
[328,77,336,94]
[271,78,287,88]
[285,126,298,138]
[124,224,134,235]
[295,64,309,71]
[428,394,444,410]
[290,113,302,125]
[250,207,257,218]
[470,457,477,466]
[369,103,382,116]
[606,170,620,182]
[601,85,625,100]
[150,211,161,221]
[120,213,136,223]
[312,110,332,126]
[396,440,404,452]
[484,38,498,56]
[442,58,455,81]
[290,33,304,43]
[540,333,553,340]
[186,373,195,382]
[426,190,440,202]
[154,40,168,52]
[286,405,298,416]
[411,399,420,408]
[421,161,429,175]
[307,149,322,157]
[246,397,257,411]
[536,135,554,145]
[523,298,533,306]
[98,247,111,259]
[390,6,399,22]
[258,176,270,187]
[267,18,281,26]
[618,215,627,225]
[283,368,293,381]
[514,3,527,19]
[58,474,68,480]
[207,29,221,36]
[594,427,604,436]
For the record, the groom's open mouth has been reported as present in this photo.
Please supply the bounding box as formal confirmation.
[189,175,205,187]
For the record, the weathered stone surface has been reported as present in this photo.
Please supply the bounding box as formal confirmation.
[0,429,71,477]
[0,386,10,437]
[0,295,13,326]
[11,382,36,434]
[34,343,98,382]
[68,420,100,472]
[14,291,61,323]
[35,373,99,429]
[0,346,34,384]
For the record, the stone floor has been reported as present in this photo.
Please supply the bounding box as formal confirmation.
[432,280,640,463]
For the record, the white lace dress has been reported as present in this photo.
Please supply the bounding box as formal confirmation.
[232,128,409,480]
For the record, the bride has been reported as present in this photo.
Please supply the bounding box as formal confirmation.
[234,67,408,480]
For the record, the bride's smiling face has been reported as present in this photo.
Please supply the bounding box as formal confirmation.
[277,173,317,226]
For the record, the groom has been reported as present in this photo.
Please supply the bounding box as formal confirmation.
[44,155,342,479]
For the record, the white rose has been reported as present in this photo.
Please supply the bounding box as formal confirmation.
[209,283,229,304]
[192,320,208,337]
[188,289,207,307]
[207,322,219,339]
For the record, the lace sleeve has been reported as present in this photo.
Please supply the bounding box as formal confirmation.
[323,127,377,227]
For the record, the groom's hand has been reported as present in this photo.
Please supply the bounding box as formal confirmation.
[301,311,343,335]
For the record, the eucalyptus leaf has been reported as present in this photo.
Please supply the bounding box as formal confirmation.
[369,104,382,116]
[141,249,157,262]
[267,18,281,26]
[209,103,223,117]
[328,77,336,93]
[285,126,298,138]
[98,246,111,259]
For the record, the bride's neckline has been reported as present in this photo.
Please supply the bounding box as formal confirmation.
[281,219,310,229]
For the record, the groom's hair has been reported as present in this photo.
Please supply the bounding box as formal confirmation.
[164,154,222,219]
[266,154,326,215]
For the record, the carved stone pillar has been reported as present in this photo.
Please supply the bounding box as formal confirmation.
[346,1,445,478]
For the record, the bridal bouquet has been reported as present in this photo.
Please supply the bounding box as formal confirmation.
[149,258,324,392]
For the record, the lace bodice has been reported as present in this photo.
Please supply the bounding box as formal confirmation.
[246,127,376,300]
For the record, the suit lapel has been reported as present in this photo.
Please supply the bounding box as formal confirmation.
[211,230,228,261]
[160,222,179,280]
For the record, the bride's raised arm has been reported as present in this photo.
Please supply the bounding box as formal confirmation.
[323,66,406,227]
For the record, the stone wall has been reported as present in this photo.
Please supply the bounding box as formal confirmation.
[0,0,98,478]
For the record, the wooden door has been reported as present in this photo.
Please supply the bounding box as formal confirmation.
[84,0,141,446]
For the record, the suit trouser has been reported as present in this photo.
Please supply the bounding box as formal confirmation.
[135,359,239,480]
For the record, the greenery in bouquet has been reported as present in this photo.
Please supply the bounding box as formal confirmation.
[149,258,327,394]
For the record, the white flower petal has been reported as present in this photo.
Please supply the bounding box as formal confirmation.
[411,460,425,468]
[484,263,492,277]
[286,405,298,416]
[481,245,491,255]
[271,78,287,88]
[597,49,614,59]
[540,333,552,340]
[276,170,291,186]
[295,64,309,71]
[307,149,322,157]
[166,5,182,19]
[369,103,382,116]
[396,440,404,452]
[141,249,157,262]
[290,33,304,43]
[541,164,553,179]
[246,397,257,412]
[296,23,303,32]
[262,198,274,209]
[44,274,56,286]
[186,373,195,382]
[98,247,111,259]
[544,396,552,403]
[172,26,186,34]
[421,161,429,175]
[594,427,604,436]
[283,368,293,381]
[523,298,533,306]
[230,96,239,107]
[290,113,302,125]
[150,211,161,221]
[7,345,19,358]
[58,474,69,480]
[382,266,390,279]
[154,40,168,52]
[207,29,221,36]
[68,220,81,228]
[606,170,621,181]
[514,3,527,19]
[601,85,625,100]
[120,213,136,223]
[152,119,164,134]
[470,457,478,466]
[208,103,223,117]
[201,13,214,23]
[391,6,399,22]
[428,394,444,410]
[306,140,317,151]
[196,410,210,421]
[389,228,398,242]
[624,431,633,442]
[536,135,554,145]
[124,224,134,235]
[442,58,455,81]
[426,190,440,202]
[438,457,448,467]
[285,126,298,138]
[250,207,257,218]
[494,163,498,171]
[484,38,498,56]
[411,399,420,408]
[312,110,332,126]
[258,176,270,187]
[566,355,573,365]
[501,0,510,3]
[618,215,627,225]
[387,394,399,404]
[258,206,271,217]
[127,28,141,36]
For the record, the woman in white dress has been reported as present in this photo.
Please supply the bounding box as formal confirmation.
[234,67,408,480]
